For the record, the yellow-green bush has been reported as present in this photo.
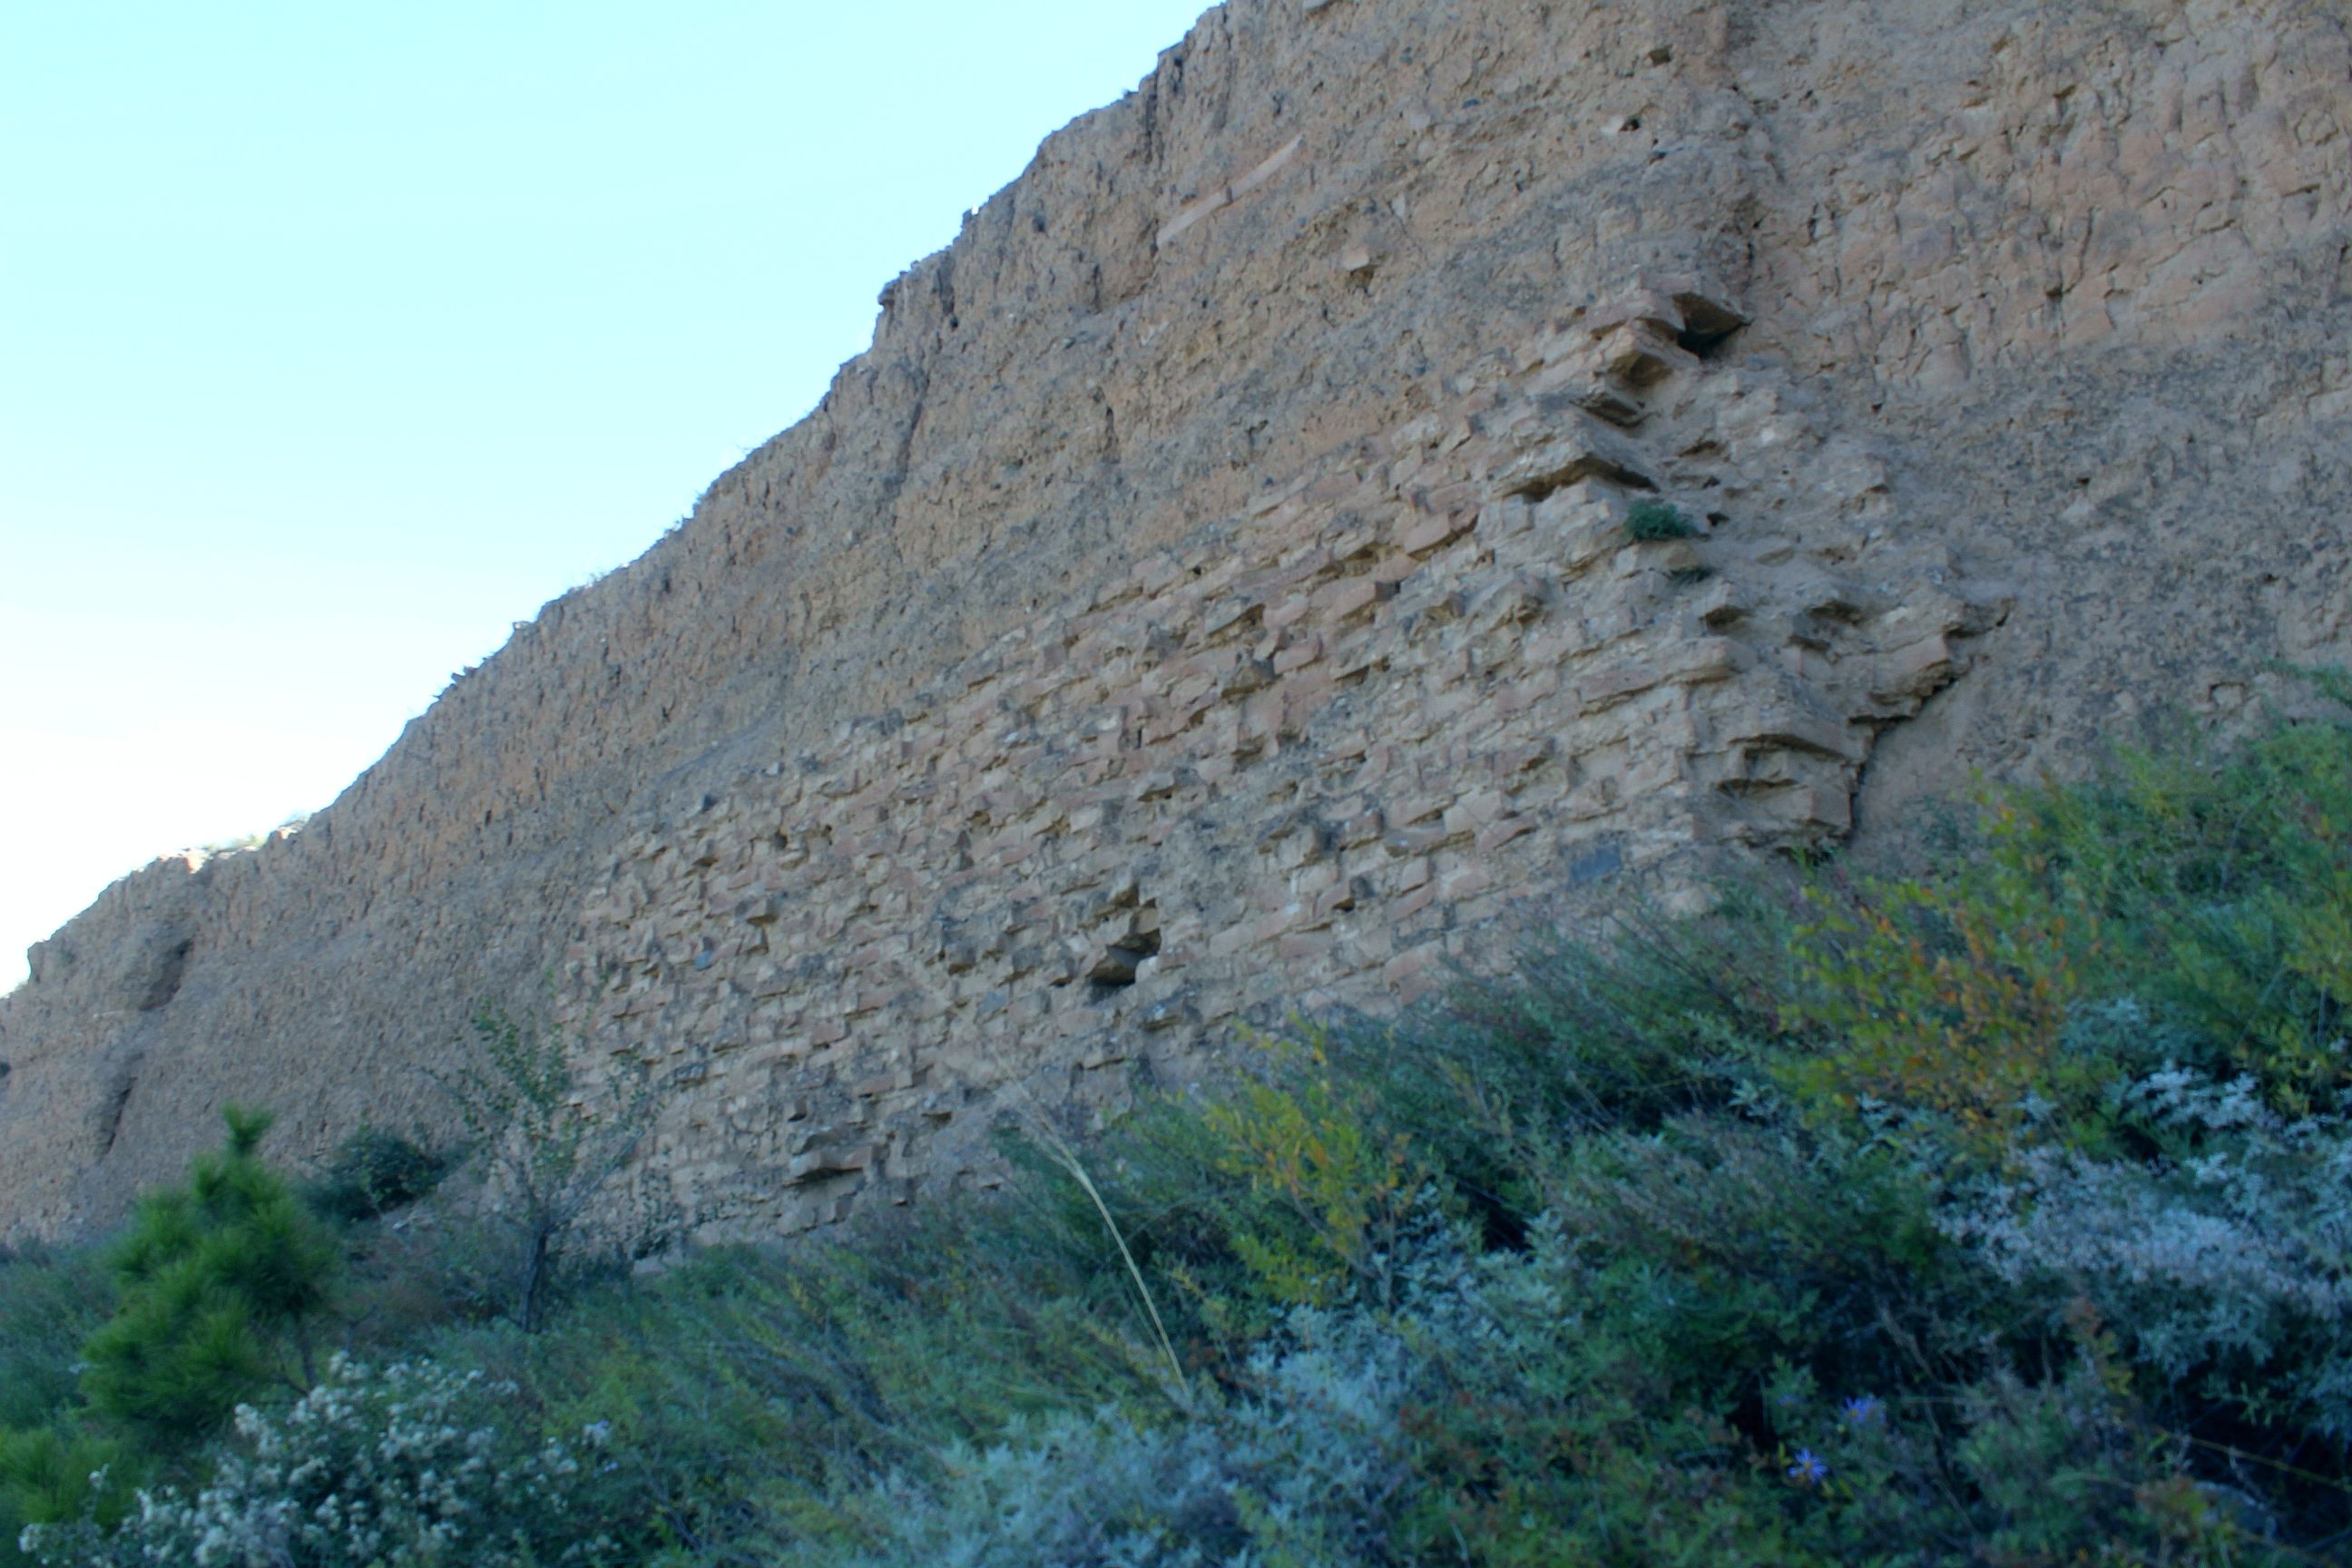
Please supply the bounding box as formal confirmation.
[1200,1029,1418,1306]
[1779,806,2103,1135]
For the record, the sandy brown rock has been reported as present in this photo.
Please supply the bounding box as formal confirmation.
[5,0,2347,1240]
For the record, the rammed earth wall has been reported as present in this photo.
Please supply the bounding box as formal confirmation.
[4,0,2348,1240]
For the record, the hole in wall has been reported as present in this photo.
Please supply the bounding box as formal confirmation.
[1088,929,1161,987]
[1671,293,1747,358]
[1089,898,1163,988]
[1678,323,1741,358]
[139,939,194,1012]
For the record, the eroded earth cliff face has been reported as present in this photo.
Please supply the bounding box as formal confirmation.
[5,0,2348,1241]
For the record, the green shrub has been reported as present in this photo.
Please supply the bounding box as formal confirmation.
[303,1127,449,1224]
[0,1246,124,1568]
[0,1246,111,1433]
[2008,714,2352,1112]
[1623,497,1700,540]
[1319,906,1780,1227]
[396,1209,1197,1561]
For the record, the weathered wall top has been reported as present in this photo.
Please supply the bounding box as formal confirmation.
[5,0,2348,1240]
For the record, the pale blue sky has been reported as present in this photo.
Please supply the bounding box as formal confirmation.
[0,1,1212,991]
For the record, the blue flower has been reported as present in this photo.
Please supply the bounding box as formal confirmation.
[1788,1448,1828,1485]
[1840,1395,1882,1425]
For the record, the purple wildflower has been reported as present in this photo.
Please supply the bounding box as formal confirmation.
[1788,1448,1828,1485]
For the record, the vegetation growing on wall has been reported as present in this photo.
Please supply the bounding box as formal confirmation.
[6,701,2352,1563]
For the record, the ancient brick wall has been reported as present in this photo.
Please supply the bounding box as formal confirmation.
[573,275,1996,1243]
[5,0,2347,1241]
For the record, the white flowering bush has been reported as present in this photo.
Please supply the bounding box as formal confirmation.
[816,1297,1426,1568]
[805,1219,1498,1568]
[1942,1060,2352,1436]
[24,1356,622,1567]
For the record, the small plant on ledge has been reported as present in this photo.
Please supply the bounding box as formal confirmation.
[1624,497,1700,541]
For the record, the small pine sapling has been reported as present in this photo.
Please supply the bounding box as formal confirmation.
[80,1107,338,1444]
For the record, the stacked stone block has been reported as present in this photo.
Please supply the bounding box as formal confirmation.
[564,278,1995,1244]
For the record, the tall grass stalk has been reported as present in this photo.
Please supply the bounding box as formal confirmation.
[1029,1126,1191,1410]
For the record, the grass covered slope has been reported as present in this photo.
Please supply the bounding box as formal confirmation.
[9,698,2352,1563]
